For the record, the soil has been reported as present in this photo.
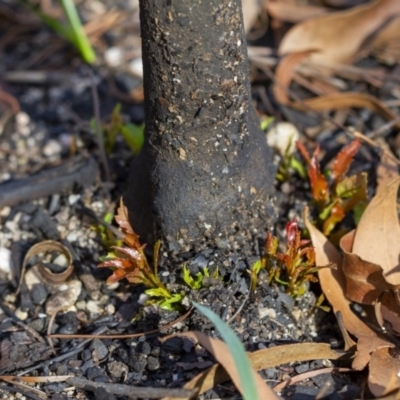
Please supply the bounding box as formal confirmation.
[0,1,396,399]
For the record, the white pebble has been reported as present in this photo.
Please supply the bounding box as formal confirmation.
[15,308,28,321]
[15,111,30,126]
[0,247,11,273]
[266,122,300,156]
[86,300,101,315]
[128,58,143,78]
[53,253,69,267]
[43,140,62,157]
[68,194,80,205]
[105,47,124,67]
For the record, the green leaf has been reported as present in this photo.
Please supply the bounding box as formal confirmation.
[290,157,307,179]
[121,123,144,155]
[60,0,96,63]
[145,287,171,298]
[192,302,259,400]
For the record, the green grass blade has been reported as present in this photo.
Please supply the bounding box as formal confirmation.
[59,0,96,63]
[192,301,259,400]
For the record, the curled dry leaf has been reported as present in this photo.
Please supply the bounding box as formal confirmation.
[18,240,74,292]
[368,346,400,398]
[293,92,400,130]
[274,50,316,105]
[304,209,394,371]
[279,0,400,64]
[352,176,400,284]
[376,141,399,195]
[266,2,329,24]
[340,230,397,304]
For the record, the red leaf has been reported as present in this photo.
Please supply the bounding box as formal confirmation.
[332,139,360,184]
[309,150,329,202]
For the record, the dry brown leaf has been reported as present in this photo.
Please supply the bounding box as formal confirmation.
[161,331,279,400]
[373,16,400,47]
[279,0,400,64]
[242,0,262,33]
[294,92,400,129]
[369,346,400,397]
[304,210,372,336]
[305,211,394,371]
[162,341,344,400]
[266,2,329,23]
[340,230,395,304]
[376,141,400,194]
[274,50,316,104]
[352,176,400,285]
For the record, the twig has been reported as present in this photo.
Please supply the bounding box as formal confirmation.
[273,367,352,393]
[48,307,193,339]
[90,71,111,182]
[16,327,108,376]
[0,156,99,207]
[67,377,198,399]
[226,289,250,325]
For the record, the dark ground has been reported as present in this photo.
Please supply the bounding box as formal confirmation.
[0,1,397,399]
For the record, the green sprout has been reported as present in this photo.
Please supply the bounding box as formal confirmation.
[98,199,185,311]
[23,0,96,63]
[249,220,322,297]
[182,265,220,290]
[91,103,144,155]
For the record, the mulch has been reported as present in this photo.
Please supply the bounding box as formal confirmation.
[0,1,397,399]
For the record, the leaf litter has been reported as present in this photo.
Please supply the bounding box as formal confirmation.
[305,173,400,395]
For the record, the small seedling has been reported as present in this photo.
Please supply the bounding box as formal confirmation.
[297,139,367,236]
[98,199,184,311]
[249,220,322,297]
[182,265,220,290]
[92,103,144,155]
[276,137,307,182]
[22,0,96,63]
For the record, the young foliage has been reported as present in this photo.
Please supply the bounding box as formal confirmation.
[92,103,144,155]
[23,0,96,63]
[250,220,323,298]
[182,265,220,290]
[297,139,367,236]
[98,199,184,311]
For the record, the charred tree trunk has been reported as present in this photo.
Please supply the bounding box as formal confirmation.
[126,0,276,254]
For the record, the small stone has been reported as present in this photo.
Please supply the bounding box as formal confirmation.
[15,111,30,126]
[45,280,82,315]
[105,304,115,315]
[68,194,80,205]
[90,339,109,361]
[107,361,128,380]
[31,283,49,305]
[266,122,300,156]
[43,140,62,157]
[295,363,309,374]
[258,307,276,319]
[128,58,143,78]
[105,47,124,67]
[147,356,160,371]
[136,341,151,355]
[86,300,101,315]
[86,366,106,380]
[29,318,46,332]
[53,253,69,267]
[15,308,28,320]
[66,231,78,242]
[0,247,11,273]
[80,274,102,292]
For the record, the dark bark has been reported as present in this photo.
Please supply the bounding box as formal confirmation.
[126,0,275,253]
